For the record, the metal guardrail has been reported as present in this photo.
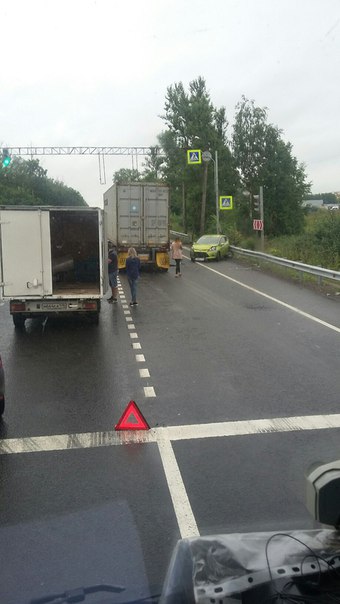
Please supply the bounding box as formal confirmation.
[169,232,340,284]
[170,230,192,244]
[230,246,340,283]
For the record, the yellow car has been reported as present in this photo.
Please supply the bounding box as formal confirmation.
[190,234,230,262]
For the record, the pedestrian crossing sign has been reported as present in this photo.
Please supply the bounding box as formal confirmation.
[187,149,202,165]
[219,196,233,210]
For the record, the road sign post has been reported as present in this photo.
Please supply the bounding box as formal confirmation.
[259,185,264,251]
[252,186,264,250]
[202,150,220,233]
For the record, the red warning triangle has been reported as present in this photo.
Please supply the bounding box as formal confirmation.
[115,400,150,431]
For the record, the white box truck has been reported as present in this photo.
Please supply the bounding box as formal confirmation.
[0,206,108,327]
[103,183,170,270]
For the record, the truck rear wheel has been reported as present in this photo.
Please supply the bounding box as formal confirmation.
[88,312,99,325]
[13,314,25,329]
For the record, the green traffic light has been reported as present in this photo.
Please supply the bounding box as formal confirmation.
[2,156,11,167]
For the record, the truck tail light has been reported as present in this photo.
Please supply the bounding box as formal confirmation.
[10,302,26,312]
[84,302,97,310]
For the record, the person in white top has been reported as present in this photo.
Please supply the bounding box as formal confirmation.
[171,237,183,277]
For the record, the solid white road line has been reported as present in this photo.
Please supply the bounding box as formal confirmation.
[184,255,340,334]
[4,413,340,539]
[157,437,199,538]
[3,413,340,455]
[164,414,340,441]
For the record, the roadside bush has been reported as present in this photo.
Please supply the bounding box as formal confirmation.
[225,226,243,246]
[267,212,340,270]
[240,237,256,250]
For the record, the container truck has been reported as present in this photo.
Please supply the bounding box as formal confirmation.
[103,183,170,270]
[0,206,108,327]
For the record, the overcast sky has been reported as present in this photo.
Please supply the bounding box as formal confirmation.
[1,0,339,206]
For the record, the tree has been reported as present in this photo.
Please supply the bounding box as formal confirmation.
[159,77,239,235]
[232,97,310,237]
[0,157,87,206]
[142,146,165,181]
[113,168,141,183]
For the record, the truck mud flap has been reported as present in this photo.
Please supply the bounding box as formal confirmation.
[156,252,170,270]
[118,252,128,269]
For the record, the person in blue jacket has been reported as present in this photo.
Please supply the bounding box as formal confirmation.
[126,247,141,306]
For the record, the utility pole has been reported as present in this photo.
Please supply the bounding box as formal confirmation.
[200,161,208,234]
[202,150,219,233]
[182,181,186,233]
[215,150,220,233]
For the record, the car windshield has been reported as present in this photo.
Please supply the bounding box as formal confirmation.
[1,1,340,603]
[196,236,221,245]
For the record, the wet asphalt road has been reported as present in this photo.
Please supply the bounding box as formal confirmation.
[0,255,340,604]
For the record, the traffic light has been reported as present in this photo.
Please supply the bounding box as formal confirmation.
[2,148,11,167]
[253,194,260,213]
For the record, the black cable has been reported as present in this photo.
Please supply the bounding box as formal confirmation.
[264,533,328,604]
[265,534,322,588]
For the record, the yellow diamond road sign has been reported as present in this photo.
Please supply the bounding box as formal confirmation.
[187,149,202,165]
[220,196,233,210]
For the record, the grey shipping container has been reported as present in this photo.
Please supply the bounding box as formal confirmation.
[103,183,170,270]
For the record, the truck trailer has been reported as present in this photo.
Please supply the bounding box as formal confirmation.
[0,206,108,327]
[103,183,170,270]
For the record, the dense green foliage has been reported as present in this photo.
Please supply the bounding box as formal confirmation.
[111,78,338,266]
[232,97,310,237]
[113,168,142,183]
[158,78,239,235]
[267,211,340,270]
[128,80,311,239]
[0,158,87,207]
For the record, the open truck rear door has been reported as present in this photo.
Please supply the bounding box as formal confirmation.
[0,208,52,298]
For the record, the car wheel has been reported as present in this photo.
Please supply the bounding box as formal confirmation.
[216,252,221,262]
[0,397,4,417]
[13,314,25,329]
[191,257,195,262]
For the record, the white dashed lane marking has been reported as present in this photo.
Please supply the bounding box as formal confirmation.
[117,277,157,399]
[139,368,150,378]
[144,386,156,397]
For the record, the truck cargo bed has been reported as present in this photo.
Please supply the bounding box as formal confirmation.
[53,283,100,296]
